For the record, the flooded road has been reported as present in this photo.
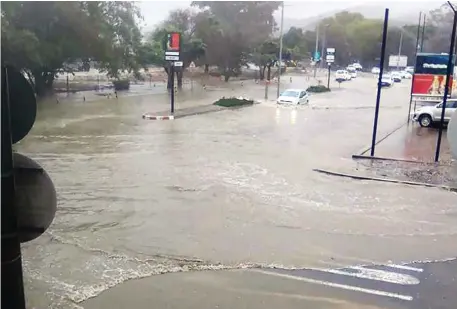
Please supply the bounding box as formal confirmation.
[17,76,457,309]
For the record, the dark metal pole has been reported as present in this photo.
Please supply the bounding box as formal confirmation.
[407,11,423,123]
[314,26,319,78]
[370,8,389,157]
[327,64,331,89]
[420,14,426,52]
[170,64,175,114]
[1,67,27,309]
[435,4,457,162]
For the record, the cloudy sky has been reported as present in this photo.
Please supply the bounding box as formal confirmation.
[138,0,445,31]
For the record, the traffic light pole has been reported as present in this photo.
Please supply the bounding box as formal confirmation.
[1,68,27,309]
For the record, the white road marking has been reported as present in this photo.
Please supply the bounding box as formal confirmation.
[254,269,413,301]
[387,264,424,273]
[319,266,420,285]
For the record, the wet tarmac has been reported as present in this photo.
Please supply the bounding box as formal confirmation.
[83,259,457,309]
[16,75,457,309]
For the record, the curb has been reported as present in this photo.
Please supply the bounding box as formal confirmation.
[142,114,174,120]
[351,154,453,166]
[313,168,457,192]
[355,121,408,156]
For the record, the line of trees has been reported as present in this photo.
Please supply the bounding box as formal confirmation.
[1,1,454,97]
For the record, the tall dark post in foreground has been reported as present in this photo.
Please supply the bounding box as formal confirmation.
[1,67,27,309]
[407,11,423,122]
[327,64,331,89]
[370,9,389,157]
[435,2,457,163]
[420,14,426,52]
[170,64,175,114]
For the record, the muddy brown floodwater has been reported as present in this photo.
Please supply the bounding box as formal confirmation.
[17,76,457,309]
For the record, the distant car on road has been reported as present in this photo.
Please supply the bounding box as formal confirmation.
[347,67,357,78]
[352,63,363,71]
[371,67,381,74]
[405,66,414,74]
[391,72,402,82]
[380,74,393,87]
[412,99,457,127]
[335,70,351,81]
[277,89,309,105]
[400,71,413,79]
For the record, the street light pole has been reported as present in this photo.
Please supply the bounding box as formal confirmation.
[397,31,403,71]
[407,11,423,123]
[314,25,319,78]
[435,1,457,162]
[420,14,426,52]
[277,1,284,98]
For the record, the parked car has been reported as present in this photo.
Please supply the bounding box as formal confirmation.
[391,72,402,82]
[335,70,351,81]
[380,74,393,87]
[277,89,310,105]
[371,67,381,74]
[412,99,457,127]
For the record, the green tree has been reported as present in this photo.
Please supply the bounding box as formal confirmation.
[191,1,281,81]
[1,1,143,96]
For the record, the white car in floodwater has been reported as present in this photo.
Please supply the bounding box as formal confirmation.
[277,89,310,105]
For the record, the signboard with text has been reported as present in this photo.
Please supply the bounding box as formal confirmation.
[412,53,456,101]
[326,47,335,64]
[388,55,408,67]
[164,32,181,61]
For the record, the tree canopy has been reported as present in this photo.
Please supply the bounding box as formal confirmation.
[1,1,143,96]
[1,1,454,96]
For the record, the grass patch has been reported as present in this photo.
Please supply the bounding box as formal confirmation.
[306,85,331,93]
[213,97,254,107]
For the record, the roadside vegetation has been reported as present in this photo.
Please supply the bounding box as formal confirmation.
[1,1,453,97]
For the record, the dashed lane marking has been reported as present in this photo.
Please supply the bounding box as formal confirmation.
[253,269,414,301]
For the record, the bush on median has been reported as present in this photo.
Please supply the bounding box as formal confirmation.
[112,79,130,91]
[306,85,331,93]
[213,97,255,107]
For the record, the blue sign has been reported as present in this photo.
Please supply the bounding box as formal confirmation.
[314,51,321,61]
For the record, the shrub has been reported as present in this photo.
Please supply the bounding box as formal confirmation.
[213,97,254,107]
[112,79,130,91]
[306,85,331,93]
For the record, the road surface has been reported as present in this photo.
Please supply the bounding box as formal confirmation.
[17,75,457,309]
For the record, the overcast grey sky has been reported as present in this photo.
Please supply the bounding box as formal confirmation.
[138,0,444,31]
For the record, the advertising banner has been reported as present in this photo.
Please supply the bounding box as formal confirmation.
[412,53,455,101]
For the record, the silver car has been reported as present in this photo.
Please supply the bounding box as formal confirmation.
[412,99,457,127]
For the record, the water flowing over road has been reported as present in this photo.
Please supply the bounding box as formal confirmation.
[18,76,457,309]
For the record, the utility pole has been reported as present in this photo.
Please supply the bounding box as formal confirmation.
[420,14,426,52]
[277,1,284,98]
[397,31,403,71]
[407,11,423,123]
[314,25,319,78]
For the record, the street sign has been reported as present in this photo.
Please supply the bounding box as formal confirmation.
[164,32,181,62]
[2,66,37,144]
[174,61,183,67]
[326,47,335,64]
[13,153,57,243]
[189,61,196,68]
[314,51,321,62]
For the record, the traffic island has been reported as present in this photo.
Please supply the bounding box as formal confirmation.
[142,97,257,120]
